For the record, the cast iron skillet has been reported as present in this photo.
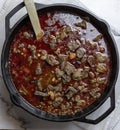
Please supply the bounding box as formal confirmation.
[1,2,119,124]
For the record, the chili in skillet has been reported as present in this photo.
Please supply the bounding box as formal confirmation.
[9,12,111,115]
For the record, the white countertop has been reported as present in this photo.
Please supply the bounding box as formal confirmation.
[0,0,120,130]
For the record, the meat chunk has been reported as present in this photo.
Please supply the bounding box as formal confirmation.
[77,99,86,106]
[78,85,88,93]
[74,95,86,106]
[60,31,68,40]
[54,83,62,92]
[49,41,56,49]
[74,20,87,29]
[28,45,37,59]
[47,84,54,91]
[64,62,75,75]
[91,42,97,49]
[80,37,86,44]
[84,66,90,71]
[62,74,71,83]
[41,50,48,60]
[96,63,107,73]
[55,67,72,83]
[90,87,101,99]
[89,71,95,78]
[90,78,97,84]
[50,35,56,43]
[97,77,107,84]
[66,86,78,99]
[28,56,33,64]
[55,27,68,42]
[66,91,75,100]
[35,63,42,75]
[58,54,68,69]
[81,69,89,79]
[81,55,87,63]
[61,102,72,111]
[28,45,36,51]
[23,32,33,39]
[49,35,57,50]
[90,77,107,85]
[95,52,107,63]
[68,86,78,93]
[34,91,49,97]
[36,78,43,91]
[67,40,81,51]
[47,84,62,93]
[46,54,59,66]
[53,97,63,107]
[72,68,83,80]
[55,68,64,78]
[58,54,68,62]
[65,25,72,33]
[60,25,72,39]
[76,47,86,59]
[87,55,95,67]
[54,48,60,55]
[93,33,102,42]
[28,45,36,52]
[18,43,25,48]
[72,67,88,80]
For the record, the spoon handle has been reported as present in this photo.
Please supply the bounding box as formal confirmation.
[24,0,43,40]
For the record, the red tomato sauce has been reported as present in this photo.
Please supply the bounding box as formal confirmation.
[9,12,112,115]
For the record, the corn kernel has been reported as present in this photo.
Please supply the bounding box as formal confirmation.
[48,91,55,100]
[69,53,76,59]
[52,77,56,82]
[37,53,41,57]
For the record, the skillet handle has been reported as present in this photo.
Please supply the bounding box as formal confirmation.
[5,2,45,38]
[75,89,115,124]
[5,2,25,38]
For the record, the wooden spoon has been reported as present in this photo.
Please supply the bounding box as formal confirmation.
[24,0,44,40]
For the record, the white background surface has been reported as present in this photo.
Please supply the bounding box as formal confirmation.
[0,0,120,130]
